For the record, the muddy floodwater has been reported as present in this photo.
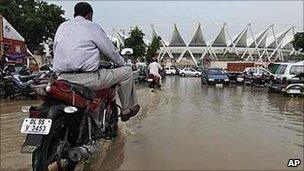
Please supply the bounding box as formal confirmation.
[1,76,303,170]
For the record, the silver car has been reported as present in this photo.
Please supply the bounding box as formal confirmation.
[179,68,202,77]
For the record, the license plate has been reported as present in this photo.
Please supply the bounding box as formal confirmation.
[148,79,153,81]
[216,84,223,87]
[20,118,52,135]
[289,90,301,94]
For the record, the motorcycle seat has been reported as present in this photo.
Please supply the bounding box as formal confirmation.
[55,80,95,101]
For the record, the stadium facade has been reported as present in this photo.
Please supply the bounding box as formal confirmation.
[111,22,302,66]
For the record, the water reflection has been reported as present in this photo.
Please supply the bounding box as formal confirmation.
[0,77,303,170]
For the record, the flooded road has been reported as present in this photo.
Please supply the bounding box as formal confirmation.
[1,76,303,170]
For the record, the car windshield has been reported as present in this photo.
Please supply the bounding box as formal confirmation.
[268,63,280,74]
[276,65,287,74]
[289,65,304,75]
[207,69,225,75]
[259,68,269,75]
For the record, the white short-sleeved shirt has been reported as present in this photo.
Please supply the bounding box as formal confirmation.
[148,62,162,76]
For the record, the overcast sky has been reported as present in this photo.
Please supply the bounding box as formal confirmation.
[48,0,303,42]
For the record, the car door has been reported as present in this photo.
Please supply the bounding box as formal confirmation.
[165,67,170,74]
[170,67,175,74]
[190,68,196,76]
[183,68,189,75]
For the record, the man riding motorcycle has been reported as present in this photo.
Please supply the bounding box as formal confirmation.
[148,58,162,85]
[53,2,140,122]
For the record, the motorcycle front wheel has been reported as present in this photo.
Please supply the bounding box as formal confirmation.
[32,114,79,171]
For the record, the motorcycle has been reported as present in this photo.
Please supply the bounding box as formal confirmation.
[147,74,161,88]
[0,64,36,99]
[20,48,133,171]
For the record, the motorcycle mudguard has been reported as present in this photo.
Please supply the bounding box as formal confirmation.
[20,104,68,153]
[20,134,43,153]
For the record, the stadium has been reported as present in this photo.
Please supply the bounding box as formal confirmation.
[110,22,303,66]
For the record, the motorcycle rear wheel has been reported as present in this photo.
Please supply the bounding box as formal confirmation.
[32,114,79,171]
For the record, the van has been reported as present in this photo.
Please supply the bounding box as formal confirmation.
[274,61,304,80]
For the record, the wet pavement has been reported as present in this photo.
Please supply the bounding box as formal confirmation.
[1,76,303,170]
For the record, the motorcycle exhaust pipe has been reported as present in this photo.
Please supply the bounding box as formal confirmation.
[68,141,100,162]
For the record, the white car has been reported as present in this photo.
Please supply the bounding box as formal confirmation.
[274,61,304,80]
[179,68,201,77]
[165,66,176,75]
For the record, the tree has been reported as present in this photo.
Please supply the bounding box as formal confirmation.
[0,0,66,54]
[146,36,161,64]
[292,32,304,53]
[124,26,146,62]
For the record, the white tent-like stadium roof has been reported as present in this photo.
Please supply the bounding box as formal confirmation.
[229,26,248,47]
[211,25,227,47]
[247,26,270,48]
[281,35,294,50]
[188,23,207,47]
[266,28,292,48]
[169,24,186,47]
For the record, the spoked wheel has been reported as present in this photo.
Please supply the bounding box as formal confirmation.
[32,115,79,171]
[106,103,120,139]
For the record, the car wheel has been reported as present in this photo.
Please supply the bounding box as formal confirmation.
[181,73,185,77]
[171,73,174,76]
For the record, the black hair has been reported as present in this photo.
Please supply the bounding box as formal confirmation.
[74,2,93,18]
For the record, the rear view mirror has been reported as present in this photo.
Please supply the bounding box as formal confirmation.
[121,48,133,55]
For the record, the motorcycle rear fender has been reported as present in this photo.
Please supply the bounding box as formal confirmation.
[20,103,75,153]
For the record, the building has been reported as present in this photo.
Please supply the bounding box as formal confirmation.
[111,22,302,66]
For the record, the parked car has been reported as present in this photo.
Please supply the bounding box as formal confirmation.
[174,66,181,75]
[201,67,229,85]
[165,66,177,75]
[273,61,304,80]
[179,68,201,77]
[268,73,304,97]
[236,67,272,86]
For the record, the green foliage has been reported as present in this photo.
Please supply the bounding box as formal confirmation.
[124,26,146,62]
[0,0,66,53]
[292,32,304,53]
[146,36,161,64]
